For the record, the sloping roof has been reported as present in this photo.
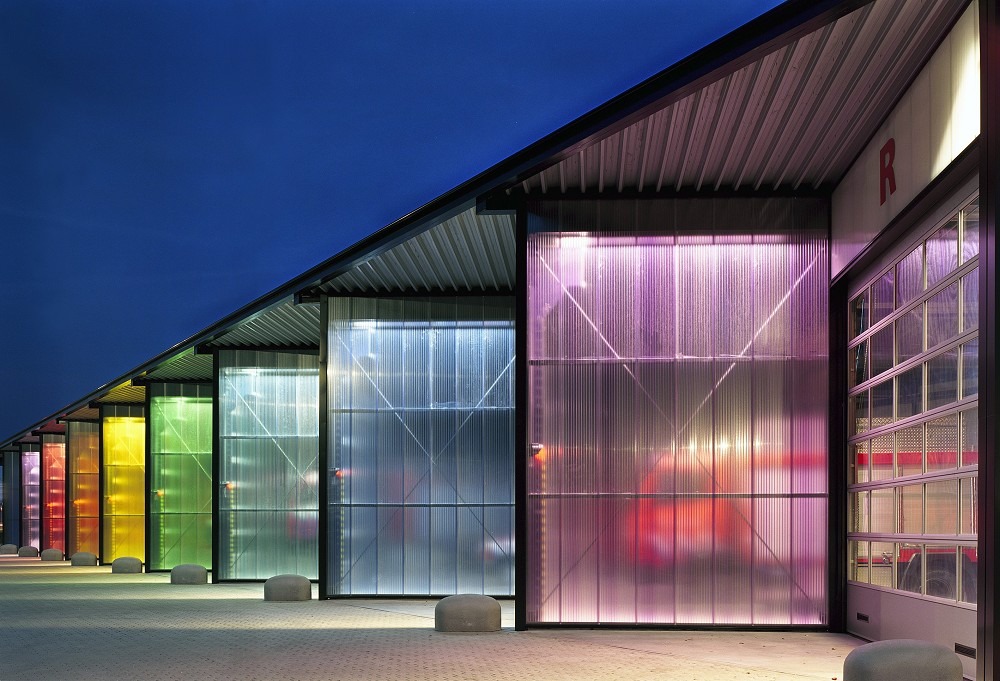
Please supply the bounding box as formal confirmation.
[1,0,964,447]
[92,381,146,406]
[135,349,214,383]
[512,0,963,196]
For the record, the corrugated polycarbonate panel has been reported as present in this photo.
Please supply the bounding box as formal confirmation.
[218,350,319,580]
[526,199,829,625]
[102,407,146,562]
[149,383,213,571]
[67,421,100,556]
[3,451,20,546]
[21,448,40,550]
[326,297,515,596]
[41,435,66,553]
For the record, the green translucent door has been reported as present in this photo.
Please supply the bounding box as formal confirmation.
[149,384,213,570]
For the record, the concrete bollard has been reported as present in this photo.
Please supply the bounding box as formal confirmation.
[843,639,963,681]
[17,546,39,557]
[263,574,311,601]
[170,563,208,585]
[40,548,64,561]
[434,594,501,632]
[111,556,143,574]
[0,544,17,555]
[70,552,98,566]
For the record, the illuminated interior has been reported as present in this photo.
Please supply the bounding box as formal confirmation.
[40,435,66,552]
[218,351,319,580]
[67,421,100,556]
[326,297,515,596]
[102,408,146,562]
[149,385,213,570]
[21,448,40,550]
[526,199,829,625]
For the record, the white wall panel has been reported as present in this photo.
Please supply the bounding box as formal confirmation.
[832,2,979,277]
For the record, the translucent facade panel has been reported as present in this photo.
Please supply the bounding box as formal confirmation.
[2,452,19,546]
[218,350,319,580]
[41,435,66,552]
[66,421,100,556]
[21,449,40,549]
[149,383,213,571]
[327,296,515,596]
[870,488,894,534]
[102,407,146,562]
[850,341,868,387]
[526,199,828,625]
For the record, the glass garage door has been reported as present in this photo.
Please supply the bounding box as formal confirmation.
[847,193,979,605]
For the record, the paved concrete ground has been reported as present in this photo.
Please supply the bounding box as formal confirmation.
[0,556,861,680]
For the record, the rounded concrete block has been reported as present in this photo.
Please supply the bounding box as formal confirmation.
[843,639,963,681]
[40,548,64,561]
[263,574,311,601]
[0,544,17,555]
[70,552,98,566]
[434,594,501,632]
[111,556,143,574]
[171,563,208,585]
[17,546,39,557]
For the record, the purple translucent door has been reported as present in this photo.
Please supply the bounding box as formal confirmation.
[527,212,829,625]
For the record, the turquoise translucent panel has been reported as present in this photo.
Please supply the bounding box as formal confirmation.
[218,350,319,580]
[327,297,515,596]
[526,198,829,626]
[66,421,100,556]
[149,383,213,571]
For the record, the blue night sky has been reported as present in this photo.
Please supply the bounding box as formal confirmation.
[0,0,780,441]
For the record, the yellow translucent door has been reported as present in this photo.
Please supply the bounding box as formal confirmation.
[102,414,145,562]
